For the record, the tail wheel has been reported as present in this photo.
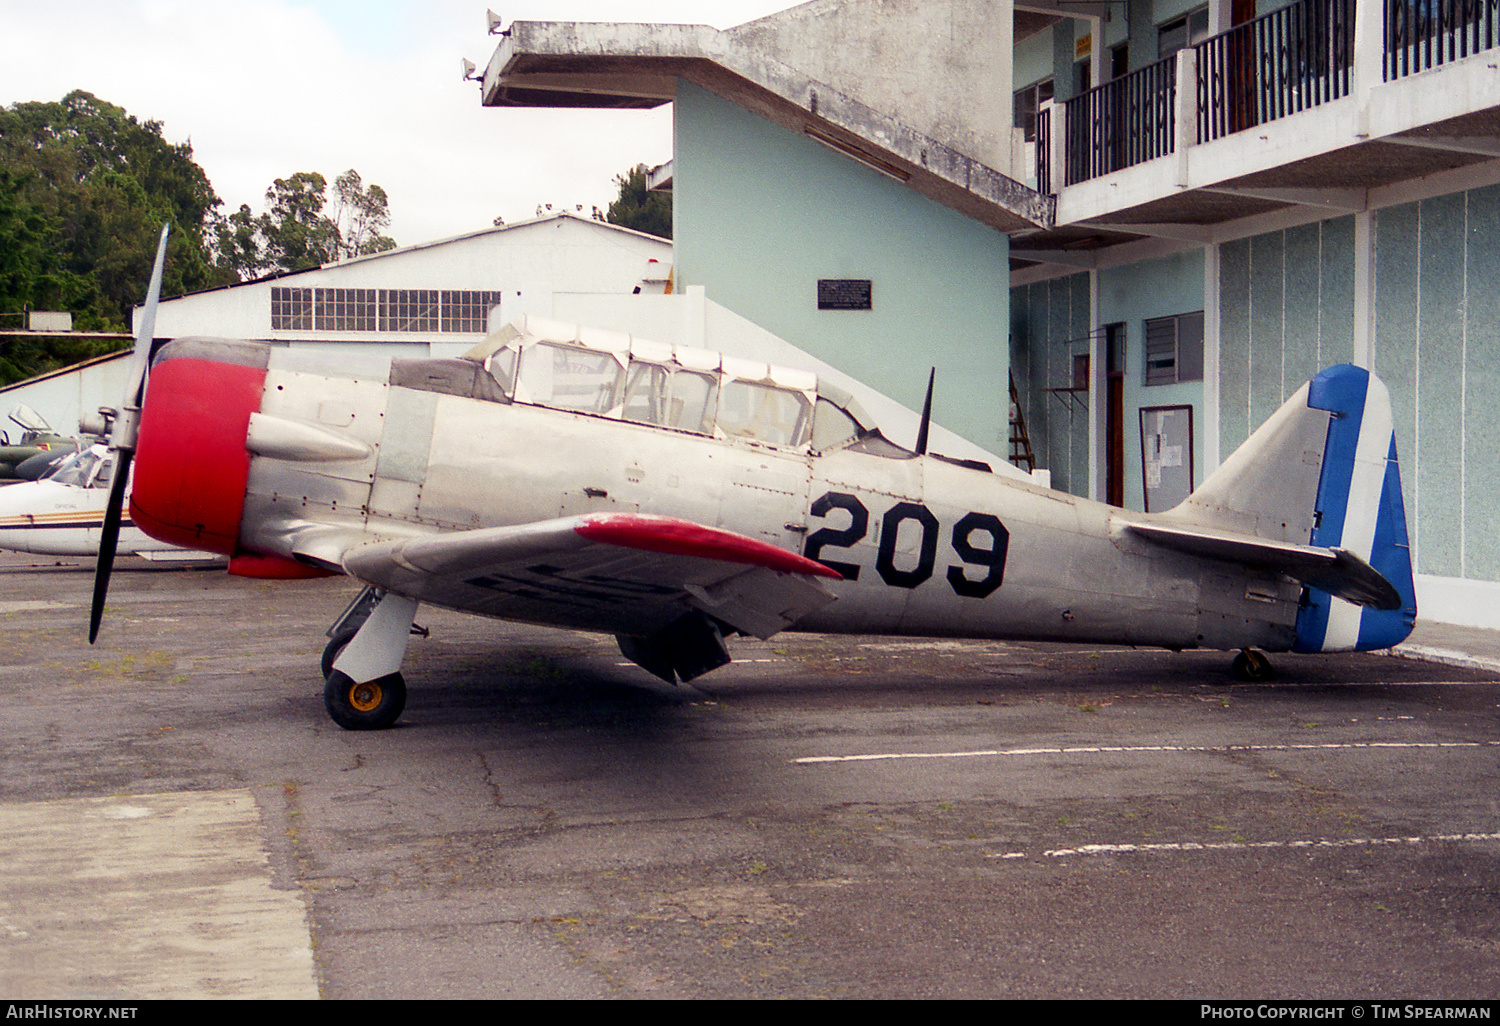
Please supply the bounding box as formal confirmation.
[324,670,406,730]
[1230,648,1274,682]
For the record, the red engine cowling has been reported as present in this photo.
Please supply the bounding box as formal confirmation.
[129,343,268,556]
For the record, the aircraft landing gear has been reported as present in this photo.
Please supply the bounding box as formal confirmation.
[1231,647,1274,682]
[321,587,420,731]
[324,670,407,731]
[321,626,359,681]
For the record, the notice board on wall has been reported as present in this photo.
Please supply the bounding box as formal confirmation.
[1140,404,1194,512]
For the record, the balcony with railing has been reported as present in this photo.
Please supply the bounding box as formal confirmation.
[1063,53,1178,187]
[1037,0,1500,192]
[1197,0,1353,142]
[1387,0,1500,77]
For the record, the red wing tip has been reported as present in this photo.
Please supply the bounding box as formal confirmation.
[575,513,842,579]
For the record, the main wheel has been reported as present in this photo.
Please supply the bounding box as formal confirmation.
[324,670,406,730]
[321,627,360,680]
[1230,648,1274,682]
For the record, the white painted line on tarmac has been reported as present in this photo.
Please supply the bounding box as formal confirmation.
[793,740,1500,764]
[1030,831,1500,859]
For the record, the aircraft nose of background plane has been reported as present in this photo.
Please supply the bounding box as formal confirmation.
[128,347,267,555]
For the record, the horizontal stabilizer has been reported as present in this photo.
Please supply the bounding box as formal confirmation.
[1123,521,1401,610]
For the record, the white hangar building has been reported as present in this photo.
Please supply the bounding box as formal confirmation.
[1,213,673,437]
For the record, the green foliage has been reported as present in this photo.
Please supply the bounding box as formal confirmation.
[212,168,397,278]
[0,90,234,334]
[0,168,100,325]
[0,91,401,386]
[605,164,672,240]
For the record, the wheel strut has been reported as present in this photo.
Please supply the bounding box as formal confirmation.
[1230,647,1274,682]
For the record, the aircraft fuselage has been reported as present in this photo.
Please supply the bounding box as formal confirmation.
[134,340,1302,656]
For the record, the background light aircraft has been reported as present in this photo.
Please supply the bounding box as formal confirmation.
[0,444,213,560]
[0,405,78,482]
[90,230,1417,730]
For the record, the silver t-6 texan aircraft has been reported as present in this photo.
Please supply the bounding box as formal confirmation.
[89,229,1417,730]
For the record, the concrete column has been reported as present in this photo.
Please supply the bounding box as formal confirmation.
[1087,14,1103,92]
[1207,0,1232,37]
[1088,268,1103,501]
[1203,242,1222,473]
[1351,0,1386,136]
[1175,46,1198,186]
[1353,210,1376,368]
[1051,104,1067,191]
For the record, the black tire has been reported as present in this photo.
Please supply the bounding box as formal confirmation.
[321,627,360,680]
[324,670,406,730]
[1230,649,1274,682]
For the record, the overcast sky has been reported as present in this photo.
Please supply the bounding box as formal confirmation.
[0,1,796,245]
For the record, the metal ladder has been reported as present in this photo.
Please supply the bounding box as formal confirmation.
[1008,370,1036,473]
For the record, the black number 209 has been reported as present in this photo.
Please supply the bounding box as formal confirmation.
[802,491,1008,598]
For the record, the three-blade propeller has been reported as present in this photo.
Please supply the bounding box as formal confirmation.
[89,224,170,643]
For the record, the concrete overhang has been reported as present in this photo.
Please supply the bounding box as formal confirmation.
[482,20,1054,234]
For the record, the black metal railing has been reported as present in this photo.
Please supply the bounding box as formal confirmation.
[1196,0,1354,143]
[1037,106,1052,194]
[1048,0,1498,191]
[1385,0,1500,78]
[1063,53,1177,186]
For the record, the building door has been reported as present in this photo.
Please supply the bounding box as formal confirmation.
[1229,0,1259,132]
[1104,322,1126,507]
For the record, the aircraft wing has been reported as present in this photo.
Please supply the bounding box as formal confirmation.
[1122,520,1401,610]
[340,512,841,640]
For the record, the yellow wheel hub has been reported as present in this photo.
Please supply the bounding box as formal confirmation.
[349,680,383,712]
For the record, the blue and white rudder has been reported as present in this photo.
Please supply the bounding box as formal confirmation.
[1294,365,1418,652]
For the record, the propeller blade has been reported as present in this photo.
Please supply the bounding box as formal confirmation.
[90,224,170,643]
[119,224,171,434]
[89,450,132,644]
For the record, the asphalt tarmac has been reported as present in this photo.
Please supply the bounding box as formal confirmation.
[2,554,1497,999]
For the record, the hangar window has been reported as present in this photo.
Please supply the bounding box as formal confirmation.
[271,288,312,330]
[315,288,377,331]
[441,290,503,333]
[1144,311,1204,386]
[379,289,439,332]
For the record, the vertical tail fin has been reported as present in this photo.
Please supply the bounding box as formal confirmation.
[1292,366,1417,652]
[1162,364,1416,651]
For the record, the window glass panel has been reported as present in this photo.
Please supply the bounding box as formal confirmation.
[441,290,503,333]
[622,362,670,425]
[717,381,811,447]
[667,370,718,434]
[1144,316,1179,385]
[485,348,517,396]
[379,289,439,332]
[1144,311,1205,385]
[315,288,377,331]
[1013,79,1053,142]
[516,343,623,414]
[49,450,100,487]
[271,287,312,330]
[811,397,860,451]
[1176,311,1204,382]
